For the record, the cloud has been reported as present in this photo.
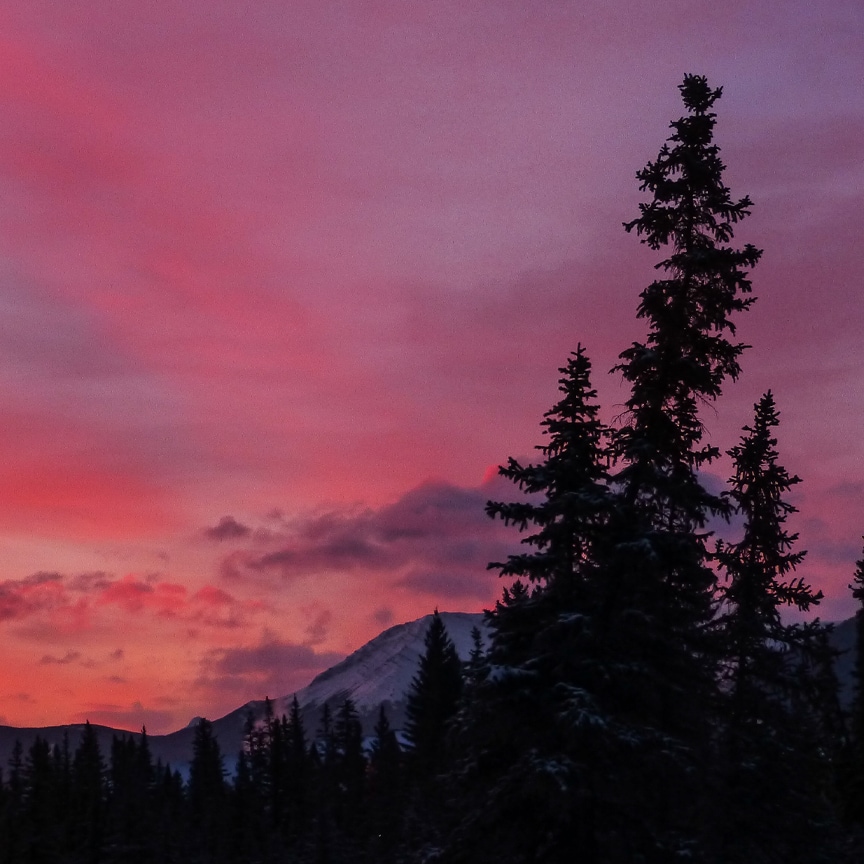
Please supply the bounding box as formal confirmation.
[373,606,394,627]
[304,608,332,645]
[94,575,263,629]
[397,568,496,602]
[39,651,82,666]
[97,575,186,616]
[196,636,344,703]
[0,572,68,622]
[0,570,263,632]
[214,479,520,602]
[204,516,252,541]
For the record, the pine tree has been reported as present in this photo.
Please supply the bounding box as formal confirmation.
[368,705,403,858]
[445,346,613,864]
[72,722,107,863]
[487,345,610,590]
[593,75,761,859]
[22,736,61,863]
[712,391,839,862]
[188,718,227,862]
[844,545,864,828]
[404,610,463,777]
[284,694,310,843]
[333,698,367,855]
[0,742,24,864]
[716,392,815,701]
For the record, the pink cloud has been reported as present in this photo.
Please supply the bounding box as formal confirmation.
[195,636,345,704]
[214,479,520,604]
[0,572,66,621]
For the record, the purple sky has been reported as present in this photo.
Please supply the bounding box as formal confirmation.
[0,0,860,732]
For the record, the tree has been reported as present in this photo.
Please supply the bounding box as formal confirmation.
[22,736,61,863]
[597,74,761,859]
[404,610,463,776]
[712,391,839,862]
[487,345,610,593]
[442,348,613,864]
[332,698,367,855]
[368,705,403,858]
[69,722,107,863]
[284,694,310,842]
[188,718,227,862]
[844,545,864,827]
[105,731,155,863]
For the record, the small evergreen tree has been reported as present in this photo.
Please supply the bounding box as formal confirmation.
[844,544,864,828]
[713,391,839,862]
[71,722,107,863]
[188,718,227,862]
[22,736,60,863]
[368,705,403,859]
[284,694,310,843]
[404,610,463,777]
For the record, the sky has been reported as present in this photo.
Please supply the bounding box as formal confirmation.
[0,0,860,734]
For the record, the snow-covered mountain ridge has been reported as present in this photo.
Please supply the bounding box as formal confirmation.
[222,611,487,746]
[284,610,484,718]
[139,611,484,772]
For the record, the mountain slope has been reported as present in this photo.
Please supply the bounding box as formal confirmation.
[198,611,486,764]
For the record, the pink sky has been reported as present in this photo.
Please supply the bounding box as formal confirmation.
[0,0,860,733]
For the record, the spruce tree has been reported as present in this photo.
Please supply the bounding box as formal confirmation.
[71,722,107,863]
[713,391,839,862]
[368,705,403,859]
[844,545,864,828]
[22,736,60,863]
[284,694,310,843]
[188,718,227,862]
[595,74,761,859]
[404,610,463,777]
[445,347,614,864]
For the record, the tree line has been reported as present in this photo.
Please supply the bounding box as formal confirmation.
[0,610,465,864]
[3,74,864,862]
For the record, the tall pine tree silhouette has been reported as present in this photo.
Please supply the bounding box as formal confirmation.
[599,74,761,859]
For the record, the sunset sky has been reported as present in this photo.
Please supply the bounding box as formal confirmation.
[0,0,860,734]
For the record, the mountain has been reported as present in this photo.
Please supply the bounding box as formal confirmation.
[190,610,487,768]
[0,610,486,776]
